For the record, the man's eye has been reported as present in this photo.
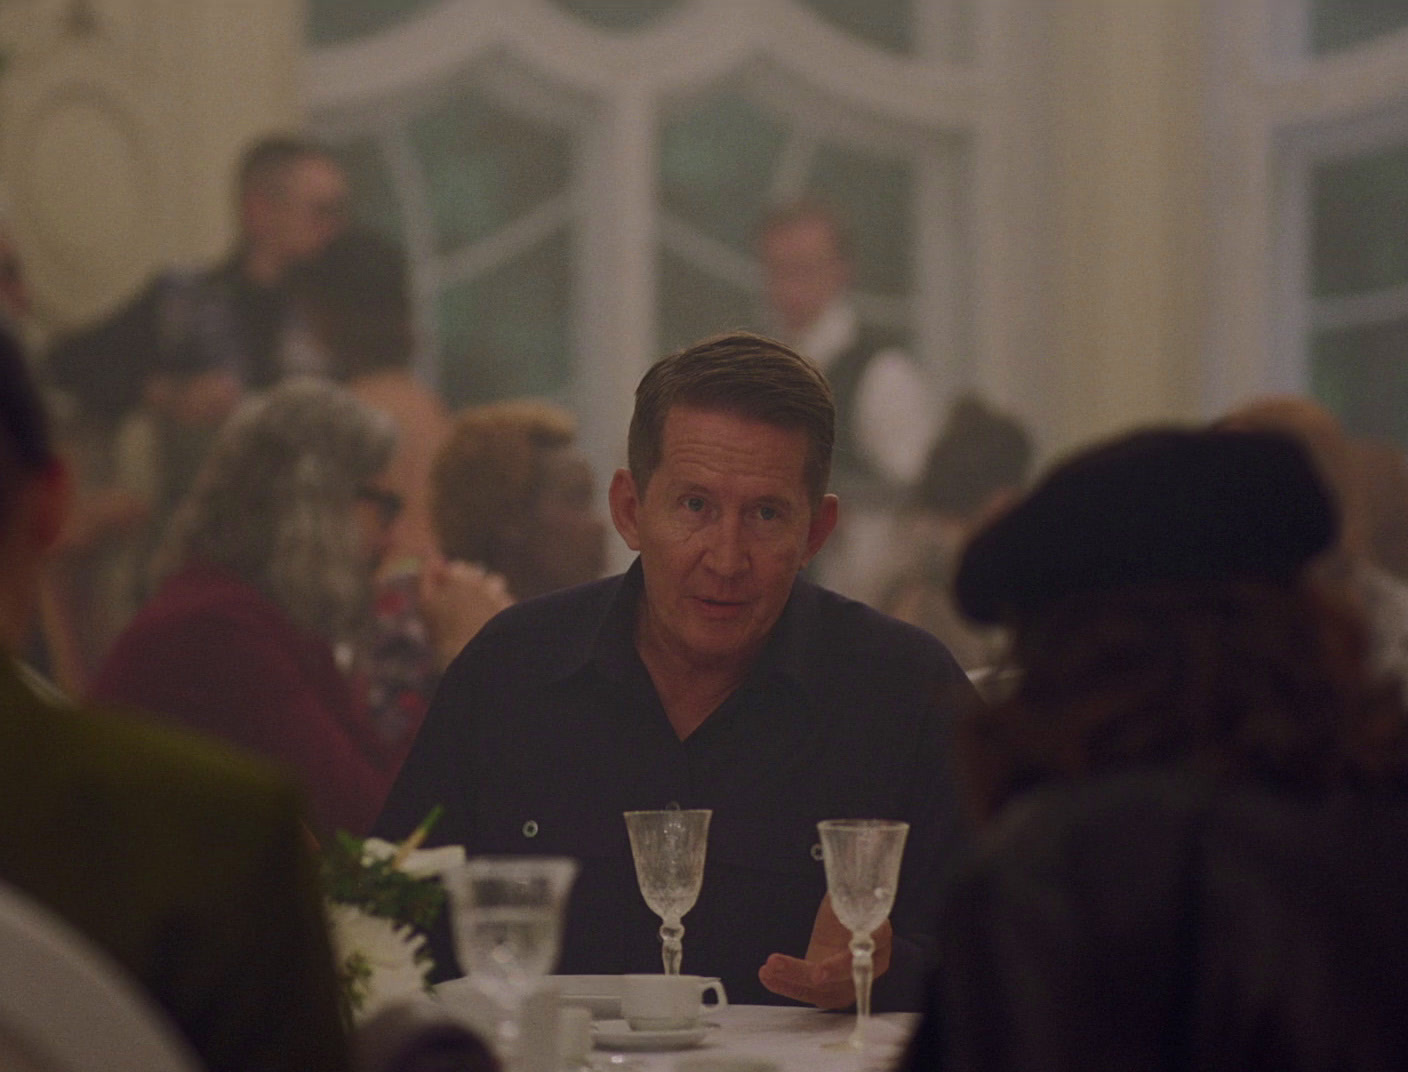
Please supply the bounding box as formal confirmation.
[683,497,705,512]
[757,505,779,522]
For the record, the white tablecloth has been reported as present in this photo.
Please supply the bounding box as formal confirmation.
[591,1004,918,1071]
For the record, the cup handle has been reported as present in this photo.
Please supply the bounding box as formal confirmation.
[699,979,728,1011]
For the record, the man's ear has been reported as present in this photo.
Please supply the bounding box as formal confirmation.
[608,468,642,552]
[802,493,839,565]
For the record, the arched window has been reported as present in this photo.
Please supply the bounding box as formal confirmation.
[1208,1,1408,446]
[303,0,1035,483]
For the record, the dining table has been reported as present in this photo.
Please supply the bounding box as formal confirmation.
[588,1003,918,1071]
[433,974,918,1072]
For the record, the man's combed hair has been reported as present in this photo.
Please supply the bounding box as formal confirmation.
[154,378,396,642]
[628,331,835,503]
[432,399,578,569]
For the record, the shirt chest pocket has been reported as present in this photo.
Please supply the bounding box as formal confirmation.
[705,809,829,884]
[472,766,628,862]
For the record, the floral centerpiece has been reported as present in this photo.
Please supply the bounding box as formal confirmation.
[322,808,462,1024]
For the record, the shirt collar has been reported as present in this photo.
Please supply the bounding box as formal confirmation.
[562,560,820,701]
[794,299,859,371]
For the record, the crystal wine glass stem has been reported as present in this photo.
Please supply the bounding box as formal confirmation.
[660,916,685,975]
[848,931,876,1050]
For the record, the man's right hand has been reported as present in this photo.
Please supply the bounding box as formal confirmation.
[419,557,513,669]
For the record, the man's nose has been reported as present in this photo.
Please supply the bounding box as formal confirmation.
[703,515,748,578]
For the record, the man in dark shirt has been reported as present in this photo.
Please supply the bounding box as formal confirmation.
[377,331,975,1009]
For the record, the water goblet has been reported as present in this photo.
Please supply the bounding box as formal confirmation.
[448,855,577,1068]
[817,818,910,1053]
[624,809,712,974]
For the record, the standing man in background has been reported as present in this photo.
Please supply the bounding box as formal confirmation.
[40,136,351,682]
[758,200,939,601]
[46,134,350,426]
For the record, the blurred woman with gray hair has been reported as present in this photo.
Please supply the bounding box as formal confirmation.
[91,378,402,837]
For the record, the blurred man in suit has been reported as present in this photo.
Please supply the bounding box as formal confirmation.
[758,201,939,600]
[0,326,348,1071]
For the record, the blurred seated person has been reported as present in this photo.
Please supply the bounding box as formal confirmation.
[357,400,606,762]
[0,329,348,1071]
[1355,436,1408,582]
[903,426,1408,1070]
[432,400,608,605]
[90,378,402,838]
[879,395,1032,672]
[287,227,449,566]
[1224,396,1408,704]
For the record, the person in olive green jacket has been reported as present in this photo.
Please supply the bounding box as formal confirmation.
[0,329,348,1071]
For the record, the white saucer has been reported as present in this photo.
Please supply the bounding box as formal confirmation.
[592,1019,714,1052]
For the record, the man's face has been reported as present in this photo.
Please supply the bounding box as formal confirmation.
[609,406,838,673]
[248,156,349,271]
[759,216,851,337]
[352,472,401,574]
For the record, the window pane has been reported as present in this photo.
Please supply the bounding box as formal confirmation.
[333,138,404,242]
[409,91,571,255]
[436,233,573,408]
[1311,0,1408,55]
[661,94,788,254]
[801,0,914,55]
[1312,318,1408,449]
[1311,141,1408,297]
[549,0,685,31]
[658,249,757,355]
[808,143,914,297]
[306,0,441,46]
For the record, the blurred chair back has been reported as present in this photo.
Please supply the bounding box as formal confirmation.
[0,880,201,1072]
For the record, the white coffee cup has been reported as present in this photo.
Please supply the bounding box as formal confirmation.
[620,974,728,1031]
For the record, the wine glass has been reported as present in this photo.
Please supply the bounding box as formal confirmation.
[817,818,910,1052]
[623,809,712,974]
[448,856,577,1066]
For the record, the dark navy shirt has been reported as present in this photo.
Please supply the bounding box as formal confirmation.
[376,560,977,1008]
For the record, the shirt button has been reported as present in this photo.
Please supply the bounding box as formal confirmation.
[522,820,540,839]
[810,843,824,861]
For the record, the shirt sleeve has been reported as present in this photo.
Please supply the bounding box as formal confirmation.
[853,348,940,487]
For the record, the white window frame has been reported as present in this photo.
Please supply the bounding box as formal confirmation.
[303,0,1046,507]
[1204,0,1408,415]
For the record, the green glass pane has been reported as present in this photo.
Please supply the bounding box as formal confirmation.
[657,249,760,356]
[550,0,685,30]
[661,94,789,253]
[306,0,441,46]
[1311,318,1408,450]
[1311,0,1408,55]
[332,137,404,242]
[409,91,571,255]
[801,0,914,54]
[1312,141,1408,297]
[436,232,573,408]
[807,142,915,296]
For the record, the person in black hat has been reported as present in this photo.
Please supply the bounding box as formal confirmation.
[902,424,1408,1071]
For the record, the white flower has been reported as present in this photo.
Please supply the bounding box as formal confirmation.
[327,901,430,1021]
